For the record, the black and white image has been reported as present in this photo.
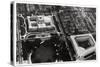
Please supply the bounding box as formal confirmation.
[13,2,96,65]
